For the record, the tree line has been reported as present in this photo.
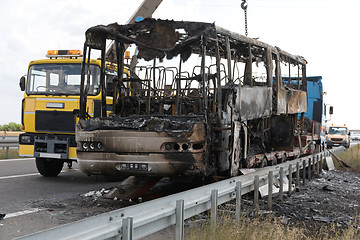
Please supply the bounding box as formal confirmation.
[0,122,21,131]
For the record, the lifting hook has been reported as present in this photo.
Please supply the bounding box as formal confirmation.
[241,0,248,10]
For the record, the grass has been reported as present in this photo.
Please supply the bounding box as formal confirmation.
[335,144,360,171]
[0,148,21,160]
[187,216,304,240]
[186,214,360,240]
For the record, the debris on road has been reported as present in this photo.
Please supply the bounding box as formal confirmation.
[82,188,110,199]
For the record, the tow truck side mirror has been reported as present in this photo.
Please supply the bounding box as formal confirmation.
[329,106,333,115]
[19,76,25,91]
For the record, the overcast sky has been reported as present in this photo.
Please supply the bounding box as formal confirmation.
[1,0,359,128]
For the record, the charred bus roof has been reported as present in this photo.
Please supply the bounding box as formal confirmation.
[84,18,306,65]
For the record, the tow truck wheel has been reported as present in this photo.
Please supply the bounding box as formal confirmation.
[36,158,64,177]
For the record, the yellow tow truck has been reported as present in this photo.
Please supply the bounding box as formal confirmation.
[18,50,118,176]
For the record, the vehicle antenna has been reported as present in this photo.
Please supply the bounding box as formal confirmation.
[241,0,248,36]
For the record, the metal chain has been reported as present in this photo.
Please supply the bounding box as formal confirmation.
[241,0,248,36]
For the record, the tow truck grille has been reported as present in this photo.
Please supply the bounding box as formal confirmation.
[35,110,75,133]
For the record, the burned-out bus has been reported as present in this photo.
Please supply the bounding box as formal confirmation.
[76,19,310,179]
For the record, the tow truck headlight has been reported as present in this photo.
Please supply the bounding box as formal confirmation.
[20,135,31,144]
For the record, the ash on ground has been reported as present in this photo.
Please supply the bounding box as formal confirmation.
[244,169,360,232]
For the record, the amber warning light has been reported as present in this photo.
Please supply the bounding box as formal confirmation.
[46,50,82,58]
[125,51,131,59]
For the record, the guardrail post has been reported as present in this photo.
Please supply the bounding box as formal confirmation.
[296,162,300,187]
[279,167,284,201]
[308,158,311,180]
[254,175,259,210]
[268,171,273,210]
[320,155,323,172]
[288,164,293,196]
[211,189,218,231]
[235,181,242,221]
[312,156,316,173]
[6,147,9,159]
[122,217,133,240]
[175,200,184,240]
[302,159,306,184]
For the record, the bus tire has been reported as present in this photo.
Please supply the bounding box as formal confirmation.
[36,158,64,177]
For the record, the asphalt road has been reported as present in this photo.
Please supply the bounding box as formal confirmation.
[0,158,120,239]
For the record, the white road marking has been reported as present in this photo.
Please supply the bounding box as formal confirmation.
[3,208,44,219]
[0,158,34,163]
[0,169,78,180]
[0,173,40,180]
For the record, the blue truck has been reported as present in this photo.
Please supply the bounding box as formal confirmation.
[305,76,323,124]
[305,76,326,151]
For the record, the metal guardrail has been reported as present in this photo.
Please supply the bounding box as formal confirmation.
[17,149,343,240]
[0,136,19,147]
[0,136,19,158]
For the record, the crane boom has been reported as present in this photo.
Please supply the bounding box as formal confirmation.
[105,0,163,61]
[127,0,163,24]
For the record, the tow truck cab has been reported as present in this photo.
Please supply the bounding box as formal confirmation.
[18,50,117,176]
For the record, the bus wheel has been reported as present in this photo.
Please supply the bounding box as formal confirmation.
[277,154,286,164]
[259,159,268,168]
[269,157,277,166]
[36,158,64,177]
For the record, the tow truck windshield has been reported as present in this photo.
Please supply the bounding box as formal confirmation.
[26,63,100,96]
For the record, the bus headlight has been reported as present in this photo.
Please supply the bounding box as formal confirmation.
[81,141,102,151]
[82,142,89,150]
[89,143,95,150]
